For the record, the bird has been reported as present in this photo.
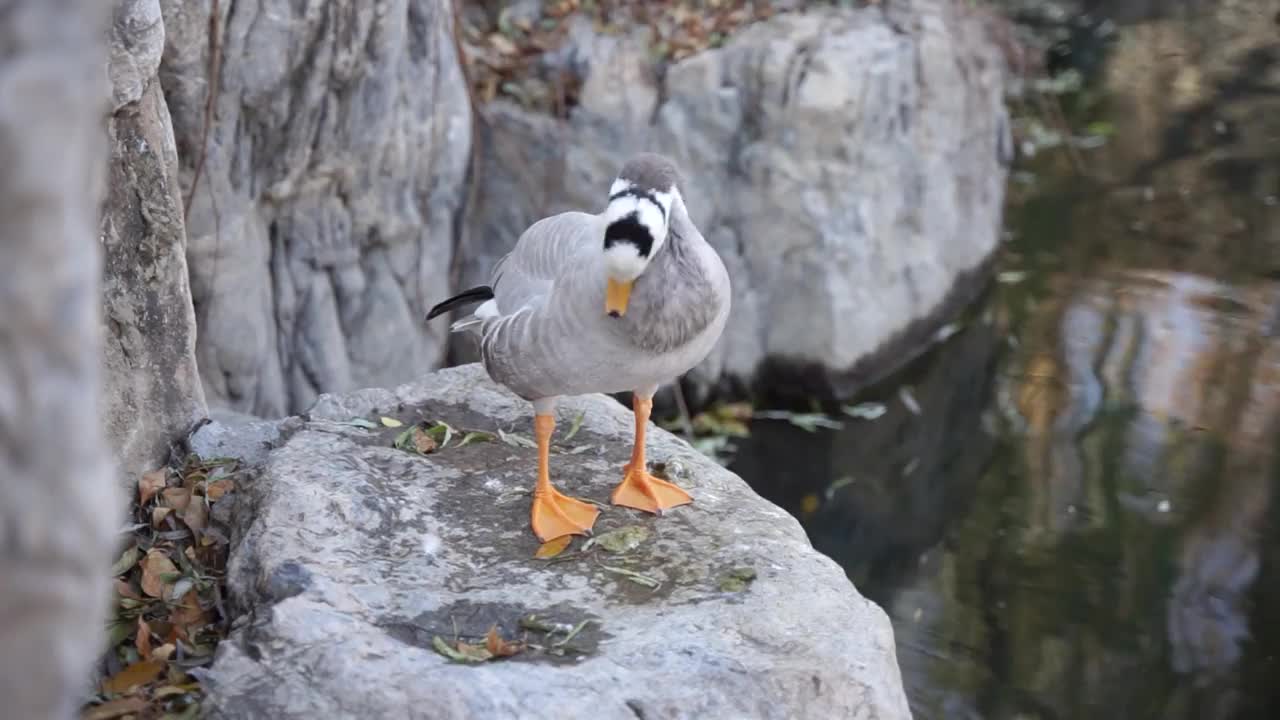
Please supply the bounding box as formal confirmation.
[426,153,731,542]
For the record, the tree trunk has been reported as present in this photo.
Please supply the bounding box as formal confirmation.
[0,1,120,718]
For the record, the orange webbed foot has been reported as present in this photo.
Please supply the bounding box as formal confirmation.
[531,486,600,541]
[610,463,693,514]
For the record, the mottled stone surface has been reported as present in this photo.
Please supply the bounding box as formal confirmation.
[157,0,472,417]
[197,364,911,719]
[101,0,208,486]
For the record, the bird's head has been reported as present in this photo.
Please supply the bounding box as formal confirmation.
[601,153,683,317]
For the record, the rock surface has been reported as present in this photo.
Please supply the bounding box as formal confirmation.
[158,0,472,417]
[101,0,208,485]
[195,364,911,719]
[0,1,122,717]
[458,0,1012,402]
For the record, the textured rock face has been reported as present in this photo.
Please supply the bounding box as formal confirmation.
[157,0,472,417]
[460,0,1011,401]
[0,1,121,717]
[194,364,911,719]
[101,0,208,484]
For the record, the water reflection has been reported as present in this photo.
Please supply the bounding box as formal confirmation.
[733,1,1280,716]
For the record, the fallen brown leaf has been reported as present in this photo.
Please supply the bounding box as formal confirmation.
[100,659,164,695]
[205,477,235,501]
[140,549,178,599]
[182,495,208,533]
[151,643,176,661]
[82,696,148,720]
[135,617,153,660]
[138,469,166,506]
[170,588,208,637]
[413,428,438,454]
[534,535,572,559]
[485,625,523,657]
[151,506,172,528]
[113,579,143,602]
[162,487,192,512]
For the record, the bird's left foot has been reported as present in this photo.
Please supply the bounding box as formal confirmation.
[610,463,693,514]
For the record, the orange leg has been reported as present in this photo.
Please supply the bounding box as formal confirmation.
[610,395,693,513]
[529,413,599,541]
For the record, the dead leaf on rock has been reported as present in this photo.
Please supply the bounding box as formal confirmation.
[534,535,572,559]
[413,428,438,454]
[114,579,143,602]
[151,506,172,528]
[82,696,148,720]
[485,625,524,657]
[205,477,235,501]
[170,588,208,636]
[138,469,166,505]
[151,643,176,661]
[432,636,489,663]
[135,617,153,660]
[182,495,208,533]
[162,487,192,512]
[140,549,178,598]
[101,659,164,695]
[110,545,139,578]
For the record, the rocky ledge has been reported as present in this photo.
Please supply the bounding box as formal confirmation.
[191,364,910,719]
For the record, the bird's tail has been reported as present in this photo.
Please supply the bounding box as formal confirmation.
[426,285,497,333]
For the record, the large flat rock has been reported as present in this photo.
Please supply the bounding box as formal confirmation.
[196,364,910,719]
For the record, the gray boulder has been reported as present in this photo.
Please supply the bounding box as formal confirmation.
[196,364,911,719]
[101,0,208,485]
[459,1,1011,401]
[157,0,472,417]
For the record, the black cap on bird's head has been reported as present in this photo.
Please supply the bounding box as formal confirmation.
[601,153,684,317]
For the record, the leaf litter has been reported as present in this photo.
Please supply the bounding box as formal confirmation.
[81,455,242,720]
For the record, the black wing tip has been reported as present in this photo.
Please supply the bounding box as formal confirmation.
[425,285,495,322]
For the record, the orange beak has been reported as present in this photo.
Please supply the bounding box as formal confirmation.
[606,278,633,317]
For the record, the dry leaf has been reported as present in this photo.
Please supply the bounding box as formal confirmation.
[110,545,140,577]
[114,579,143,602]
[83,696,148,720]
[170,588,207,636]
[534,535,572,559]
[151,643,177,661]
[140,549,178,598]
[485,625,523,657]
[100,659,164,695]
[413,428,438,454]
[161,487,191,512]
[489,32,518,55]
[205,477,235,501]
[182,495,208,532]
[139,469,166,505]
[135,617,153,660]
[151,506,172,528]
[380,416,403,428]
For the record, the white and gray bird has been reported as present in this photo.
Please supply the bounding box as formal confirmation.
[426,153,730,542]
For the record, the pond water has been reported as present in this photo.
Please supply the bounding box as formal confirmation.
[731,2,1280,718]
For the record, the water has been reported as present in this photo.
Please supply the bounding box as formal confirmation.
[730,2,1280,718]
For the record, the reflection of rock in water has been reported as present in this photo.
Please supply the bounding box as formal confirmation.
[993,267,1280,719]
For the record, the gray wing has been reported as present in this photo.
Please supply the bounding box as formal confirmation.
[489,211,601,315]
[474,211,613,399]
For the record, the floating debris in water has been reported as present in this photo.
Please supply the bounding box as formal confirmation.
[842,402,886,420]
[898,386,921,415]
[1157,499,1171,513]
